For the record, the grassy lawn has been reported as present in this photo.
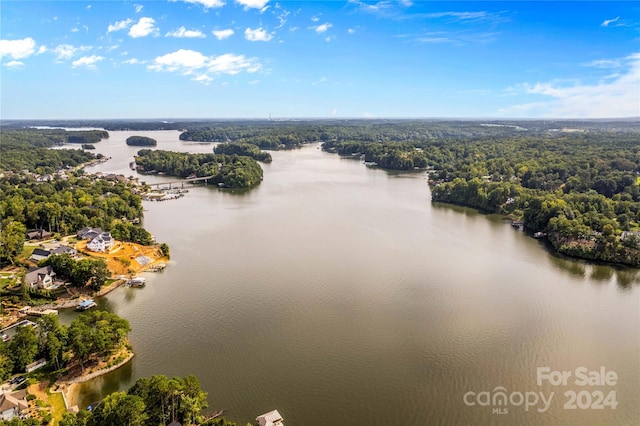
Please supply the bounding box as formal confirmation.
[0,277,14,290]
[46,389,67,426]
[21,244,39,259]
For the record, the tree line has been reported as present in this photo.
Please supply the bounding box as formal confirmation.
[0,311,129,380]
[0,174,152,266]
[317,121,640,265]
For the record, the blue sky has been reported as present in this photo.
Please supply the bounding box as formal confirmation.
[1,1,638,119]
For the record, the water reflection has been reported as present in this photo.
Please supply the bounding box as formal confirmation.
[61,132,638,425]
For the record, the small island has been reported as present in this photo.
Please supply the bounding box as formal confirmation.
[135,149,264,189]
[81,144,95,150]
[126,136,158,147]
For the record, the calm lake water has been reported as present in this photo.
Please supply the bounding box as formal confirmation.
[59,131,639,425]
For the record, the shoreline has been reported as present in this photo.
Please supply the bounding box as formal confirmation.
[59,351,135,409]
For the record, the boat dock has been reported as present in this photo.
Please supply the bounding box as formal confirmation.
[76,299,97,311]
[23,308,59,317]
[126,277,146,287]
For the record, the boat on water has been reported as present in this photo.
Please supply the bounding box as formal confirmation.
[76,299,97,311]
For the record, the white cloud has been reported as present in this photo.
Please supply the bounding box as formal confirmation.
[583,59,622,69]
[398,0,412,6]
[166,26,206,38]
[182,0,225,9]
[244,27,273,41]
[212,29,234,40]
[192,74,213,84]
[601,16,619,27]
[311,23,332,34]
[274,8,290,29]
[71,55,104,69]
[312,77,327,85]
[86,4,91,9]
[425,11,487,20]
[123,58,141,64]
[0,37,36,60]
[311,15,320,22]
[37,46,48,54]
[249,79,260,84]
[4,60,25,68]
[148,49,261,83]
[107,18,133,33]
[71,27,80,33]
[134,4,144,13]
[236,0,269,9]
[150,49,208,71]
[53,44,76,60]
[347,28,356,34]
[129,17,158,38]
[502,53,640,118]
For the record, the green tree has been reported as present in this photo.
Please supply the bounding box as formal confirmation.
[71,258,109,289]
[9,324,39,372]
[0,340,14,381]
[0,221,26,266]
[89,392,147,426]
[128,374,208,425]
[37,314,68,370]
[0,417,40,426]
[69,311,130,371]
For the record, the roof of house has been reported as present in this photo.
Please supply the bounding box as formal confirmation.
[257,409,284,426]
[26,229,52,239]
[77,227,103,239]
[51,245,75,255]
[25,266,55,285]
[30,248,51,258]
[0,390,28,414]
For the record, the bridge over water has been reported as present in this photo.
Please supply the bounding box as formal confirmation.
[147,175,216,188]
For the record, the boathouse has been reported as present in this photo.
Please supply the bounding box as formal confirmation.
[256,409,284,426]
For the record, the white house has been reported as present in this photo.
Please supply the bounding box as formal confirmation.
[25,266,56,290]
[25,358,47,373]
[256,409,284,426]
[0,390,28,421]
[86,232,114,252]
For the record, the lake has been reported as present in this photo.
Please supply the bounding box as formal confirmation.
[60,131,639,425]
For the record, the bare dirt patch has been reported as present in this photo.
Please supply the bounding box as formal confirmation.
[75,240,167,277]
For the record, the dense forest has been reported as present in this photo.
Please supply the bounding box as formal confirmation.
[319,123,640,266]
[213,142,272,162]
[135,149,264,188]
[0,311,129,381]
[0,129,156,265]
[0,130,100,174]
[126,135,157,146]
[65,131,109,144]
[2,120,639,266]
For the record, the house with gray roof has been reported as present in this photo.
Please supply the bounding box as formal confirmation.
[0,390,28,421]
[25,266,56,290]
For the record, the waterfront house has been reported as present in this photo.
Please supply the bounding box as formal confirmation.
[50,245,77,257]
[29,248,51,262]
[256,409,284,426]
[86,232,114,252]
[77,227,103,240]
[25,358,47,373]
[0,390,28,421]
[25,266,56,290]
[26,229,52,240]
